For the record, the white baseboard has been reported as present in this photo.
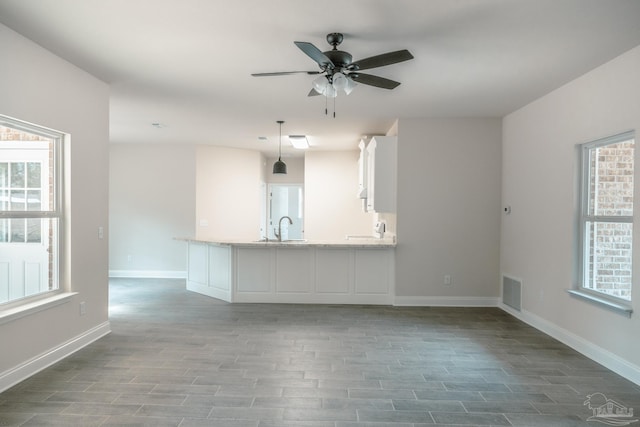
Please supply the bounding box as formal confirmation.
[0,321,111,393]
[186,281,232,303]
[394,296,500,307]
[109,270,186,279]
[232,292,394,305]
[500,303,640,386]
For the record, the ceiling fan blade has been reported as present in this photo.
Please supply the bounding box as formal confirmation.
[349,73,401,90]
[251,71,321,77]
[308,88,322,97]
[350,49,414,71]
[294,41,334,68]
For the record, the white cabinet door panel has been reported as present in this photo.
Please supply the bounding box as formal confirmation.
[355,249,391,294]
[275,248,312,293]
[237,248,271,292]
[187,242,208,286]
[315,248,350,294]
[209,245,231,292]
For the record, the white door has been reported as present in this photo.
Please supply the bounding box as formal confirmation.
[0,143,51,303]
[268,184,304,240]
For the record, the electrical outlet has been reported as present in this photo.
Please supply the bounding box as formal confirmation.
[79,301,86,315]
[444,275,452,285]
[98,226,104,239]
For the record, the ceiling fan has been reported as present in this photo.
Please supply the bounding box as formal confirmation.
[252,32,414,98]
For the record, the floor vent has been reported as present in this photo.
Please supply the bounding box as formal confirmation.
[502,275,522,311]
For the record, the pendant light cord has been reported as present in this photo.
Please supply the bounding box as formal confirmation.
[278,120,283,159]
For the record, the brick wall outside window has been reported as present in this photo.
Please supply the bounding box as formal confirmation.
[587,141,634,299]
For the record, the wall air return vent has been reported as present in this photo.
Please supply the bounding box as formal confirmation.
[502,275,522,311]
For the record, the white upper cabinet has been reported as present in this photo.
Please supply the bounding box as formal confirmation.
[361,136,397,213]
[357,139,368,199]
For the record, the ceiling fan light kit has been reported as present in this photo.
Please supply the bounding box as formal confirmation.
[252,32,413,114]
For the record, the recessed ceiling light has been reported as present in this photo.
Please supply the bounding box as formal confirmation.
[151,122,165,129]
[288,135,309,149]
[258,136,268,141]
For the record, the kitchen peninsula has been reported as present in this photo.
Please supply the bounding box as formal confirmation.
[182,238,396,304]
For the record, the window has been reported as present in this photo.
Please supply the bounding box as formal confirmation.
[0,115,63,305]
[578,131,635,303]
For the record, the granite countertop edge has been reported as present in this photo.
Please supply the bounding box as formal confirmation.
[176,237,397,248]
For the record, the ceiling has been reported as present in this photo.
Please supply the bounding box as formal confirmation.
[2,0,640,156]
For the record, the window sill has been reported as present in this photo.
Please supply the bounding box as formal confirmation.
[0,292,78,325]
[567,289,633,317]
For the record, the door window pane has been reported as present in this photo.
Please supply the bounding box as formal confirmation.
[27,162,41,188]
[27,190,41,210]
[0,162,7,187]
[10,190,25,211]
[0,219,7,243]
[10,162,25,187]
[26,218,42,243]
[10,218,25,242]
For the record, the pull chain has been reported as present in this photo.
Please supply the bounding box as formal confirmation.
[322,93,337,118]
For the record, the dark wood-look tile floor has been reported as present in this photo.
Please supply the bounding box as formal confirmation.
[1,278,639,426]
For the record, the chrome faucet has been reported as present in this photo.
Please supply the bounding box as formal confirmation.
[274,216,293,242]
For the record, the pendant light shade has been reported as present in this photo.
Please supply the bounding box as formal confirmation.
[273,158,287,174]
[273,120,287,174]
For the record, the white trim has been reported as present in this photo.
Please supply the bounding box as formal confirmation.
[186,281,231,303]
[567,289,633,316]
[0,292,77,325]
[577,131,635,300]
[500,304,640,386]
[394,296,500,307]
[108,270,186,279]
[0,321,111,392]
[232,292,394,305]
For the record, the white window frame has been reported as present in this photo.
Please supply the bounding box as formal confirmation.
[572,130,635,315]
[0,115,64,310]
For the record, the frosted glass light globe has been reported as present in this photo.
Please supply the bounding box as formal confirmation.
[324,83,337,98]
[332,72,347,91]
[312,76,328,95]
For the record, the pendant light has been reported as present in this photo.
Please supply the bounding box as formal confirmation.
[273,120,287,174]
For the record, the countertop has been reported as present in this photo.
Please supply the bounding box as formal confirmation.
[178,236,396,248]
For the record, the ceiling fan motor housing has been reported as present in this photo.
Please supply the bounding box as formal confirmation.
[326,32,344,47]
[323,33,354,76]
[324,50,353,70]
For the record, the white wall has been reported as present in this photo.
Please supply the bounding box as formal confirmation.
[109,144,195,277]
[266,156,304,184]
[304,151,375,241]
[196,145,263,240]
[109,146,371,272]
[395,118,502,304]
[0,24,110,384]
[501,45,640,381]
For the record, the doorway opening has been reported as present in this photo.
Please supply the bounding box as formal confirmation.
[265,184,303,240]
